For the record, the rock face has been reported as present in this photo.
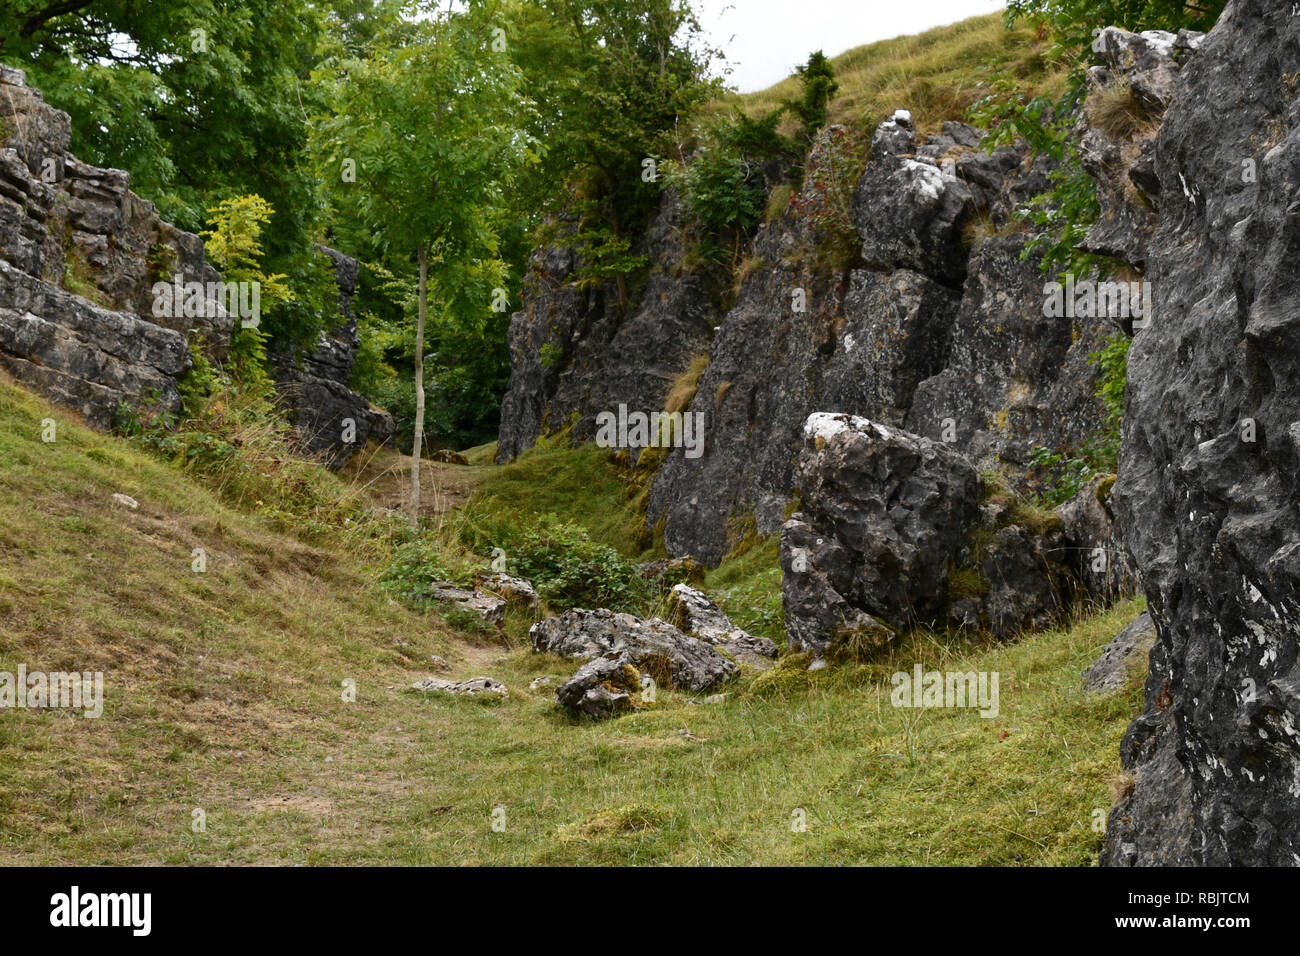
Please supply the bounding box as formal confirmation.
[781,413,1127,659]
[1102,2,1300,865]
[270,245,395,467]
[1076,27,1202,270]
[0,64,232,426]
[530,608,738,692]
[642,120,1106,566]
[496,192,717,463]
[0,65,388,460]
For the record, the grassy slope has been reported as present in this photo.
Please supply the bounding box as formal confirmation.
[721,11,1066,134]
[0,374,1144,864]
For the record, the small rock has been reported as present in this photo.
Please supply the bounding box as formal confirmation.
[431,449,469,465]
[528,675,555,691]
[429,655,451,672]
[1083,612,1156,695]
[427,584,507,627]
[111,493,138,509]
[484,572,540,608]
[411,676,509,698]
[555,654,642,719]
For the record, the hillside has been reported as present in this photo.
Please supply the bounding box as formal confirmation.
[722,11,1067,133]
[0,372,1142,864]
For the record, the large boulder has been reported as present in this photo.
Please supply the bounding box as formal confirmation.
[852,154,975,288]
[781,413,1127,660]
[1103,1,1300,866]
[530,608,738,692]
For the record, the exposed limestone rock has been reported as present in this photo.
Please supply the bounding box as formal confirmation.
[0,258,189,428]
[412,676,508,698]
[1077,27,1202,269]
[530,607,738,692]
[645,118,1097,566]
[781,413,1127,659]
[1101,3,1300,865]
[666,584,779,667]
[554,653,644,719]
[496,191,716,463]
[903,236,1111,476]
[270,244,394,468]
[483,572,540,608]
[1084,612,1155,695]
[0,65,231,425]
[427,584,507,627]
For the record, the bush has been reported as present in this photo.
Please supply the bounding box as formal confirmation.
[666,108,789,246]
[511,516,651,612]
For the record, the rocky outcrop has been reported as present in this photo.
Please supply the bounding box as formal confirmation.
[903,236,1113,470]
[496,191,717,463]
[1077,27,1202,270]
[530,607,738,692]
[781,413,1129,660]
[0,64,234,426]
[1101,2,1300,866]
[270,245,394,467]
[644,119,1105,566]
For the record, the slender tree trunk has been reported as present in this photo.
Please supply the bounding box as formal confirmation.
[409,245,428,522]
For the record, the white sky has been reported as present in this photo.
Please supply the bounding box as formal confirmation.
[695,0,1007,93]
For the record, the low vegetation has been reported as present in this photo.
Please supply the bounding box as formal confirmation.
[0,372,1146,864]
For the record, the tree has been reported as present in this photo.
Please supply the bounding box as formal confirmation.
[503,0,722,306]
[315,0,534,520]
[788,50,838,146]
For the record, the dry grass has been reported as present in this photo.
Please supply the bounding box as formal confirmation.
[717,12,1067,137]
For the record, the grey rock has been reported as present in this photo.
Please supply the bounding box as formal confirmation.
[1102,0,1300,866]
[270,244,395,468]
[427,585,507,627]
[1084,612,1155,695]
[530,607,738,692]
[666,583,779,667]
[853,153,975,288]
[412,676,508,698]
[484,572,540,608]
[554,653,643,719]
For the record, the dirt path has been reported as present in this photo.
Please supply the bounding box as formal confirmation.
[341,445,489,519]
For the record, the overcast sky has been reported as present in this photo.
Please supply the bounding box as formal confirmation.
[695,0,1007,93]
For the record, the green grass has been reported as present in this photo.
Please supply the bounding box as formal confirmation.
[721,11,1066,136]
[0,373,1144,864]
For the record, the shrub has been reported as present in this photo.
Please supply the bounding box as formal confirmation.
[511,516,651,612]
